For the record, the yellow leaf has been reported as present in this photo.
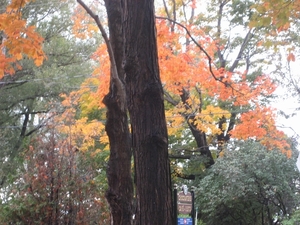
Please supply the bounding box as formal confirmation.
[15,53,22,60]
[34,57,44,66]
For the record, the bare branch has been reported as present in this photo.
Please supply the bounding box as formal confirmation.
[164,90,179,106]
[162,0,171,20]
[77,0,126,111]
[169,155,193,159]
[229,29,254,72]
[171,0,176,31]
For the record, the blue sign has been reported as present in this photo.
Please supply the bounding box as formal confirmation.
[178,218,192,225]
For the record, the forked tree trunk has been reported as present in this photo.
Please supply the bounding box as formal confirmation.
[81,0,174,223]
[122,0,173,224]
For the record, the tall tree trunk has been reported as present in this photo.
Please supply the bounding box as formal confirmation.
[103,93,133,225]
[188,121,215,166]
[103,1,133,224]
[180,88,214,167]
[80,0,173,223]
[123,0,173,224]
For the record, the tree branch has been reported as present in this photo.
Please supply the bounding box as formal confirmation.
[229,29,254,72]
[77,0,126,111]
[164,89,179,106]
[156,16,240,94]
[162,0,171,20]
[169,155,193,159]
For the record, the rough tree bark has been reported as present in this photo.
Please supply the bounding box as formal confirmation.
[77,1,133,224]
[122,0,173,224]
[102,1,134,224]
[79,0,173,224]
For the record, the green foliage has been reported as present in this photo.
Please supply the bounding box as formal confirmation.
[0,0,98,185]
[0,0,106,222]
[196,141,300,225]
[230,0,255,26]
[282,209,300,225]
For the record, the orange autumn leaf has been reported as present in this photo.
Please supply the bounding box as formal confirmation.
[72,4,99,39]
[91,44,110,108]
[231,106,290,153]
[0,0,45,78]
[287,52,296,62]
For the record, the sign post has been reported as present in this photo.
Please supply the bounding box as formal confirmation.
[177,190,192,214]
[177,217,193,225]
[191,186,195,225]
[174,185,195,225]
[174,184,178,225]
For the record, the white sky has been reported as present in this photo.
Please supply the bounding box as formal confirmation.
[272,90,300,169]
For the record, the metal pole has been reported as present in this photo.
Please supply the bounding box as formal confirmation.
[195,207,198,225]
[191,186,195,225]
[174,184,178,225]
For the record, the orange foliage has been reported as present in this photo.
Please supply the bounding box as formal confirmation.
[65,7,290,156]
[157,20,215,95]
[230,105,290,156]
[0,0,45,77]
[91,44,110,107]
[156,19,289,154]
[72,4,99,39]
[287,52,296,62]
[54,3,111,154]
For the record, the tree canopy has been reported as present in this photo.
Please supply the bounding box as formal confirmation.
[0,0,300,224]
[196,141,300,225]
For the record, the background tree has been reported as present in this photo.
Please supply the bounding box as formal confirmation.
[0,0,98,187]
[196,141,300,225]
[0,0,44,77]
[0,125,109,224]
[156,0,292,173]
[247,0,300,135]
[0,1,107,223]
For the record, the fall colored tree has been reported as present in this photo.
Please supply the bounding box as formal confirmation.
[0,1,105,224]
[0,0,45,77]
[250,0,300,31]
[253,0,300,110]
[58,0,297,223]
[156,0,291,165]
[0,125,109,224]
[0,0,97,188]
[249,0,300,110]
